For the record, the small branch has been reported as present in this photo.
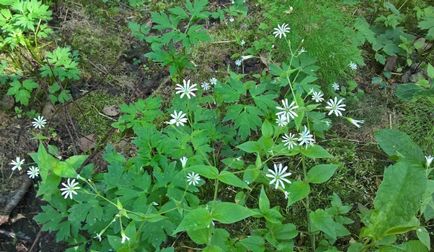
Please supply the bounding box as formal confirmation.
[0,177,32,226]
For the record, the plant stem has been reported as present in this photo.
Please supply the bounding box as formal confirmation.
[302,156,315,250]
[213,180,219,200]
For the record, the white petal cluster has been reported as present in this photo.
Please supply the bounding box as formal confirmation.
[175,79,197,99]
[273,23,290,39]
[166,111,188,127]
[180,156,188,168]
[60,178,80,199]
[282,133,297,150]
[27,166,39,179]
[10,157,25,171]
[325,97,346,117]
[298,126,315,147]
[276,99,298,121]
[186,172,201,186]
[266,163,292,189]
[332,82,340,91]
[426,155,433,168]
[311,91,324,103]
[32,116,47,129]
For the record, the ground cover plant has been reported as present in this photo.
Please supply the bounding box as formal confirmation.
[0,0,433,251]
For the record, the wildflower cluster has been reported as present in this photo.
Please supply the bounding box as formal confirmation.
[25,7,434,252]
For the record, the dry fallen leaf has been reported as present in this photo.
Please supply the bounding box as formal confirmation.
[102,105,120,117]
[78,134,96,152]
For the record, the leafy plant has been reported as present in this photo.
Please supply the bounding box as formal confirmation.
[129,0,213,80]
[0,1,80,108]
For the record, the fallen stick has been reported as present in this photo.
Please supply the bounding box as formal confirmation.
[0,176,32,226]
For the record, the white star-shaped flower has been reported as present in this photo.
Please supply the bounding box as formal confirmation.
[32,116,47,129]
[311,91,324,103]
[186,172,201,186]
[349,61,358,70]
[201,81,210,91]
[276,114,289,127]
[266,163,292,189]
[282,133,298,150]
[166,110,188,127]
[10,157,25,171]
[209,77,218,86]
[240,40,246,46]
[276,99,298,120]
[60,178,80,199]
[273,23,290,39]
[298,126,315,147]
[325,97,346,117]
[175,79,197,99]
[27,166,39,179]
[235,59,242,66]
[332,82,340,91]
[180,156,188,168]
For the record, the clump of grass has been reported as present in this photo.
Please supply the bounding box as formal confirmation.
[253,0,362,84]
[397,99,434,151]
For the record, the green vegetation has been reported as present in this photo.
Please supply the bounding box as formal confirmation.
[1,0,433,251]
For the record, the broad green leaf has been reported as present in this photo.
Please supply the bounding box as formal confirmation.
[362,161,427,240]
[218,171,249,189]
[239,236,265,252]
[310,209,337,240]
[186,165,219,179]
[374,129,424,162]
[237,141,261,153]
[261,120,273,138]
[300,145,333,159]
[306,164,338,184]
[211,202,255,224]
[286,181,310,206]
[174,207,212,233]
[187,227,211,244]
[416,227,430,250]
[243,166,260,184]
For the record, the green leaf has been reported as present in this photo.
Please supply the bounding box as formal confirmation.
[187,227,211,244]
[186,165,219,179]
[306,164,338,184]
[259,187,270,212]
[239,236,265,252]
[22,79,38,91]
[427,64,434,79]
[416,227,430,249]
[362,161,427,240]
[310,209,337,240]
[211,202,255,224]
[174,207,212,233]
[237,141,261,153]
[285,181,310,206]
[218,171,249,189]
[300,145,333,159]
[261,120,273,138]
[374,129,424,162]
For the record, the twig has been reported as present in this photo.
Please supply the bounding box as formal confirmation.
[0,176,32,226]
[29,229,42,252]
[62,108,78,155]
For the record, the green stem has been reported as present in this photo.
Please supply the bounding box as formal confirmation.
[213,180,219,200]
[302,156,315,250]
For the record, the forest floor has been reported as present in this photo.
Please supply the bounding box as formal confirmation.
[0,1,433,251]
